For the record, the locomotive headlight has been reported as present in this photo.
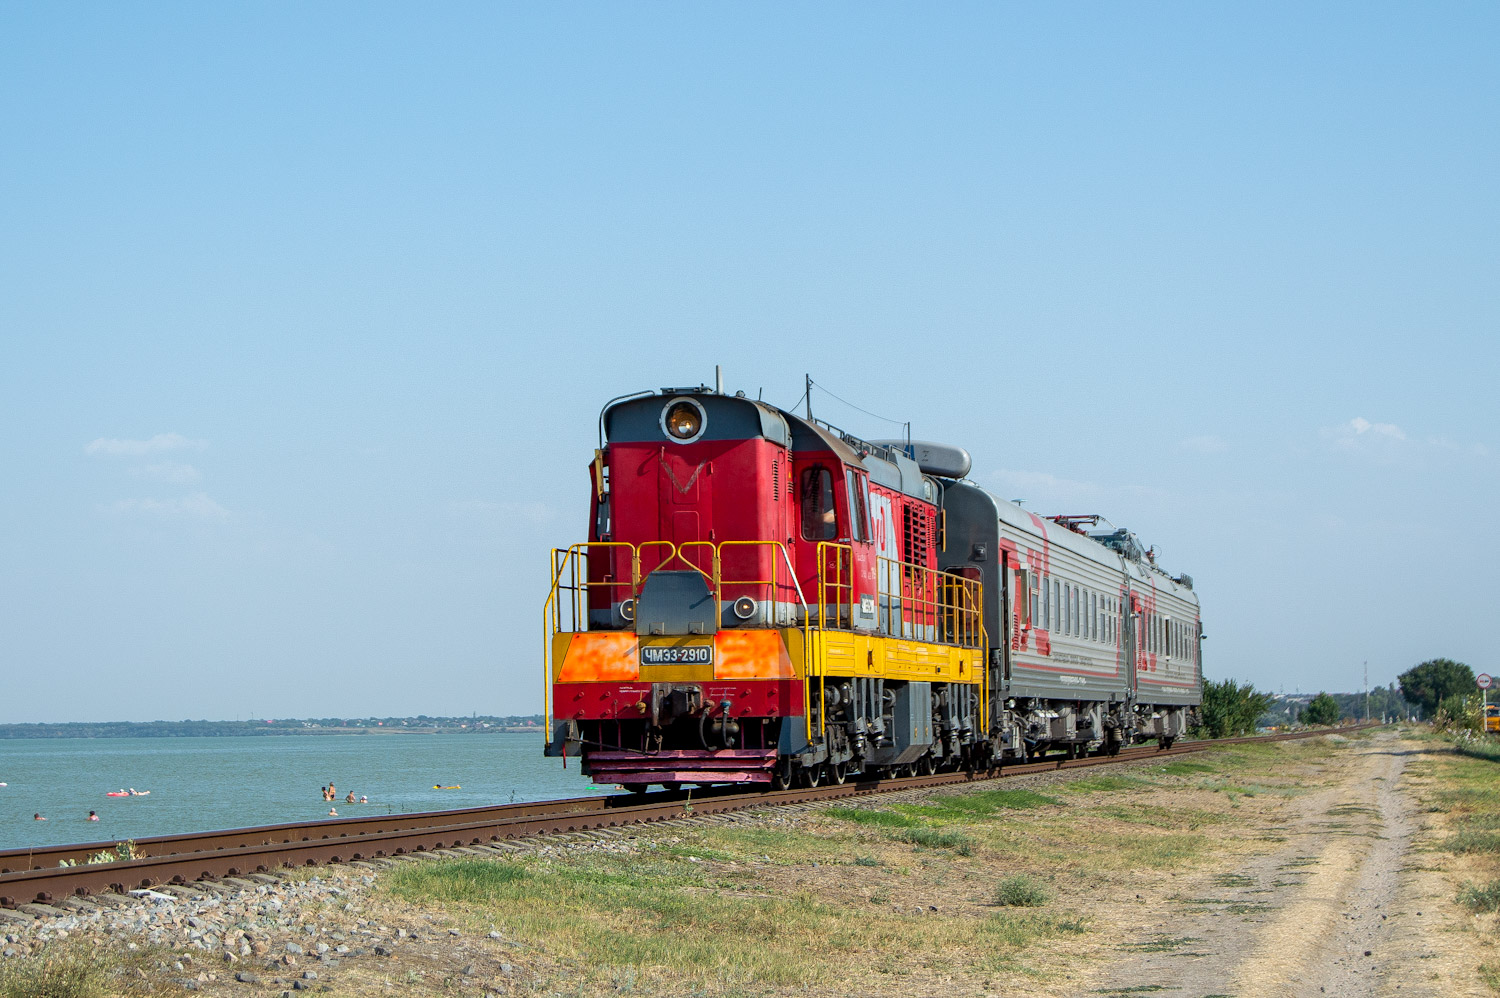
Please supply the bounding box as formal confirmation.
[619,598,636,622]
[660,398,706,444]
[732,595,757,620]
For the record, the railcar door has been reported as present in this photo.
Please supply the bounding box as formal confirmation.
[1124,590,1139,698]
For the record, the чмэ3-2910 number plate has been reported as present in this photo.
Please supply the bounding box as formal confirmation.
[639,645,714,666]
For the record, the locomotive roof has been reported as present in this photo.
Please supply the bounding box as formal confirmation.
[600,389,934,503]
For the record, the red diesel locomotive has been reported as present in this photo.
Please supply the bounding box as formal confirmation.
[544,378,1201,790]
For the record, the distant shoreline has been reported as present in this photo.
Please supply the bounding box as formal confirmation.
[0,716,545,739]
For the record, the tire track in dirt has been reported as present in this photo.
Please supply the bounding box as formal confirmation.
[1086,731,1457,998]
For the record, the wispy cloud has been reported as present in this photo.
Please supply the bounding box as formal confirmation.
[105,492,230,521]
[1322,416,1406,450]
[1179,434,1228,455]
[130,462,202,484]
[85,433,207,458]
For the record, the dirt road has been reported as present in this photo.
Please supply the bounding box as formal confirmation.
[1091,729,1482,998]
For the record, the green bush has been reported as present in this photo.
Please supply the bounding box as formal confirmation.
[1302,692,1340,726]
[1190,678,1273,738]
[1435,693,1483,735]
[993,874,1051,907]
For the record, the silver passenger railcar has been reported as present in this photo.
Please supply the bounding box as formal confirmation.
[880,441,1202,760]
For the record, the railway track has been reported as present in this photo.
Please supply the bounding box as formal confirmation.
[0,725,1376,911]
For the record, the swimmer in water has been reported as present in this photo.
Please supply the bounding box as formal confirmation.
[88,810,99,821]
[33,813,45,821]
[360,795,368,803]
[328,807,338,816]
[345,791,356,804]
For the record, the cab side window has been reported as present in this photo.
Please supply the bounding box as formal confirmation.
[800,467,837,540]
[845,469,870,542]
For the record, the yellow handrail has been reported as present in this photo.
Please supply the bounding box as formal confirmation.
[543,536,987,746]
[543,541,641,736]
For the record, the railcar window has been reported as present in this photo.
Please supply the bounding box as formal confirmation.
[1030,585,1038,628]
[1063,584,1071,635]
[1072,587,1079,636]
[1054,580,1061,631]
[800,467,837,541]
[1090,593,1097,641]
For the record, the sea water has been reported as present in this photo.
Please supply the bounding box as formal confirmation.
[0,733,615,851]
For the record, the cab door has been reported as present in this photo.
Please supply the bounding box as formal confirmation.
[795,462,841,625]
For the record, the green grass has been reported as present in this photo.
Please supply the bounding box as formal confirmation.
[386,856,833,987]
[1062,773,1155,793]
[1445,830,1500,855]
[993,874,1051,907]
[1156,760,1218,776]
[1458,878,1500,913]
[1453,740,1500,763]
[979,911,1087,949]
[824,806,918,828]
[896,827,974,854]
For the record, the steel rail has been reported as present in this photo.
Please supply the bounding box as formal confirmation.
[0,724,1377,910]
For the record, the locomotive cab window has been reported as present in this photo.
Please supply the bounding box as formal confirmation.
[845,469,871,543]
[800,466,837,540]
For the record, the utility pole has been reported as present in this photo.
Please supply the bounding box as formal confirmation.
[1364,661,1369,721]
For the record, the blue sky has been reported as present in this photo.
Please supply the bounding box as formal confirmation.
[2,3,1495,722]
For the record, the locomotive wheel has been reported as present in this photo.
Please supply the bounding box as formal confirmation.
[827,761,848,785]
[1158,736,1176,750]
[770,760,794,791]
[917,754,935,776]
[800,764,822,788]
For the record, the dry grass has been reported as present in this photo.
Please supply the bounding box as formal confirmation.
[0,941,174,998]
[369,738,1345,996]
